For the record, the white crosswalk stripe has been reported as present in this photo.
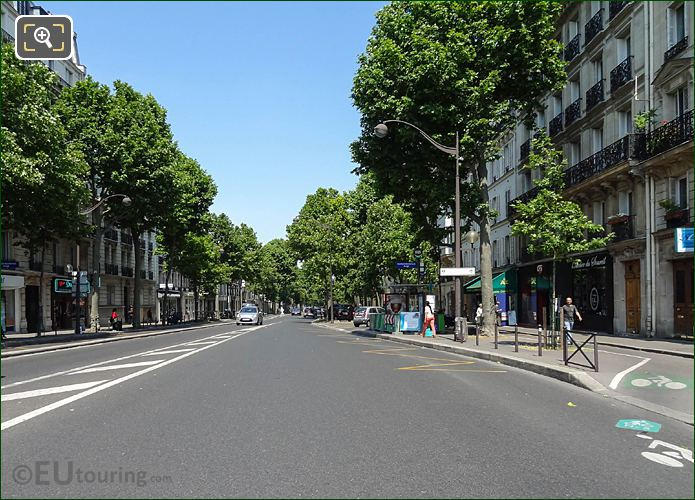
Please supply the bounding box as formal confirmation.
[1,381,109,402]
[70,361,163,375]
[141,349,196,356]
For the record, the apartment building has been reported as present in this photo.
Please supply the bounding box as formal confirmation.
[447,1,692,338]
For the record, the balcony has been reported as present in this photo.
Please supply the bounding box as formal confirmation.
[564,134,643,188]
[549,112,563,137]
[665,36,688,63]
[609,216,634,242]
[519,138,531,164]
[610,57,632,94]
[105,263,119,275]
[640,110,693,160]
[564,34,580,62]
[122,266,134,277]
[121,233,133,246]
[586,80,604,111]
[584,9,604,46]
[564,98,582,127]
[104,228,119,242]
[665,208,691,229]
[508,186,539,218]
[608,1,628,20]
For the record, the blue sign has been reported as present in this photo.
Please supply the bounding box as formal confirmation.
[615,419,661,433]
[675,227,694,253]
[396,262,417,269]
[399,311,421,332]
[1,261,18,270]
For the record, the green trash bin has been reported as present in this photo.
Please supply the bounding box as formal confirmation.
[437,313,445,332]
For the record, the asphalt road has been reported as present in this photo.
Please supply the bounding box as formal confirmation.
[1,316,693,498]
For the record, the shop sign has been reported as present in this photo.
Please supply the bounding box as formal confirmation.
[1,260,18,270]
[1,274,24,288]
[590,287,600,311]
[675,228,694,253]
[53,278,74,293]
[572,254,608,269]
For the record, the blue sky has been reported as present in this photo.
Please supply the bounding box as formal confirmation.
[43,1,385,243]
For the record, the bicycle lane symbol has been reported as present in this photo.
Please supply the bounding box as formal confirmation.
[628,374,689,390]
[634,434,694,468]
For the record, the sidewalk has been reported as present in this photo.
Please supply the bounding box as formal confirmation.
[0,320,234,358]
[317,320,694,426]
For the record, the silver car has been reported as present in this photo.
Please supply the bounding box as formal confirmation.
[236,306,263,325]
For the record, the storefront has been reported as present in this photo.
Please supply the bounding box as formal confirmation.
[1,274,24,333]
[463,270,517,325]
[516,262,571,327]
[570,251,613,333]
[51,276,76,330]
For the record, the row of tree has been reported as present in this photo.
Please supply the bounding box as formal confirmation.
[0,44,262,330]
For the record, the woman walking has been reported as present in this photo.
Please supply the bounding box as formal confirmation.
[420,301,437,338]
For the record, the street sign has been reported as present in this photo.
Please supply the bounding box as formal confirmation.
[440,267,476,277]
[72,282,91,297]
[396,262,417,269]
[615,419,661,433]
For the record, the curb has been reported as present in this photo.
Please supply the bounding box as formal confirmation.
[0,322,226,358]
[315,323,694,426]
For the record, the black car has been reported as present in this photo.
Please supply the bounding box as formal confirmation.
[334,304,354,321]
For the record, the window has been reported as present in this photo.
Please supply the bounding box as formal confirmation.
[524,170,532,191]
[492,240,499,268]
[504,235,510,265]
[66,70,73,85]
[619,191,633,214]
[108,285,116,305]
[567,18,578,40]
[569,78,580,102]
[676,86,689,117]
[592,56,603,83]
[569,140,581,166]
[592,127,604,154]
[504,190,511,219]
[617,35,631,62]
[553,94,563,115]
[618,109,633,136]
[592,201,605,225]
[675,176,688,208]
[668,3,686,46]
[590,1,601,16]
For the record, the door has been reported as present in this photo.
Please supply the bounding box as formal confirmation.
[673,260,693,338]
[123,286,129,322]
[26,285,40,333]
[625,260,641,333]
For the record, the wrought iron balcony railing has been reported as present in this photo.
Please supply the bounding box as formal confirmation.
[104,228,119,242]
[584,9,604,45]
[507,186,539,218]
[611,216,634,242]
[564,134,643,188]
[565,98,582,127]
[640,109,694,160]
[586,80,604,111]
[105,263,119,275]
[549,112,563,137]
[665,208,691,229]
[610,56,632,93]
[664,36,689,63]
[609,1,628,20]
[564,34,580,62]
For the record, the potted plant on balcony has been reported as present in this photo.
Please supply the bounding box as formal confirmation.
[659,199,689,222]
[606,213,629,225]
[634,109,657,132]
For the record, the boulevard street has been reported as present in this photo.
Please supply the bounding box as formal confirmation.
[2,317,692,498]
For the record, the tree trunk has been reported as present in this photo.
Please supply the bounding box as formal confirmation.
[91,207,104,331]
[552,255,557,340]
[163,266,171,324]
[193,285,199,321]
[132,228,142,328]
[476,158,495,336]
[38,242,46,336]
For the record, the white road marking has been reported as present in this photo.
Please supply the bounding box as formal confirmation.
[609,357,651,389]
[70,361,164,374]
[141,349,195,356]
[186,341,218,346]
[1,330,237,389]
[1,323,269,431]
[1,380,108,402]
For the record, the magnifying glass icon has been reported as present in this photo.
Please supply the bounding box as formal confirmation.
[33,27,52,49]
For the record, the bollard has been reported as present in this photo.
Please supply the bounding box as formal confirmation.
[560,308,566,363]
[542,307,548,348]
[514,324,519,352]
[462,318,468,343]
[494,321,499,349]
[476,323,480,346]
[537,325,542,357]
[594,334,599,372]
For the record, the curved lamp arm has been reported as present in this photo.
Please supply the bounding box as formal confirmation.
[379,119,457,156]
[80,194,131,215]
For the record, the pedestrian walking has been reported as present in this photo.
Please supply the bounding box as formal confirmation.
[110,308,118,330]
[475,303,483,333]
[562,297,582,346]
[185,308,190,322]
[494,299,502,326]
[420,301,437,338]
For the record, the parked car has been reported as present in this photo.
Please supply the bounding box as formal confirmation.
[303,307,316,318]
[334,304,354,321]
[291,306,301,316]
[353,306,385,327]
[236,305,263,325]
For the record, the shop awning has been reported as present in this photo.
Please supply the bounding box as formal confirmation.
[463,270,516,293]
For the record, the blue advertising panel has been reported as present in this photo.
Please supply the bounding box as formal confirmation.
[675,228,694,253]
[400,311,421,332]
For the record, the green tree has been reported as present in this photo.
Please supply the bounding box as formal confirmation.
[104,81,177,327]
[253,239,298,306]
[351,1,566,334]
[1,44,89,333]
[510,133,612,330]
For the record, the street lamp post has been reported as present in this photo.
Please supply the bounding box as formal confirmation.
[74,194,132,335]
[330,273,335,323]
[374,121,463,340]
